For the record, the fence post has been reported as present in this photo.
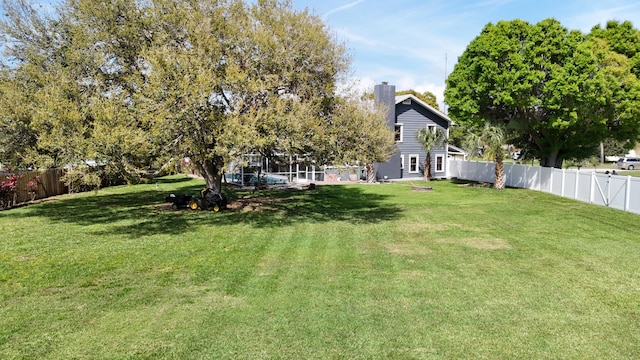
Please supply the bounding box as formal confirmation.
[607,174,611,206]
[625,176,632,211]
[589,172,596,204]
[560,169,567,197]
[573,170,578,200]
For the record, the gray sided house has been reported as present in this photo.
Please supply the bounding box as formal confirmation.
[374,82,453,181]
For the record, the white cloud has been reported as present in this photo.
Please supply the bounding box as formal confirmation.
[324,0,366,18]
[335,28,383,48]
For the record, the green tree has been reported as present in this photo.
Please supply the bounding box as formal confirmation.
[590,20,640,159]
[415,127,447,181]
[331,94,396,183]
[445,18,640,169]
[0,70,37,167]
[447,124,465,149]
[1,0,369,193]
[139,0,350,192]
[602,138,631,158]
[590,20,640,77]
[0,0,52,169]
[0,0,157,186]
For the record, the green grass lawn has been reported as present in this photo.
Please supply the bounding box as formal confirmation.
[618,169,640,177]
[1,176,639,359]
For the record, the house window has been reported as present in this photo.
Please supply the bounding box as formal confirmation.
[395,124,404,142]
[400,155,405,170]
[427,124,436,133]
[436,154,445,172]
[409,154,419,173]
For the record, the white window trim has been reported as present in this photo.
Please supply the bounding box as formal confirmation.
[400,154,405,170]
[435,154,445,172]
[427,124,436,133]
[395,123,404,143]
[409,154,419,174]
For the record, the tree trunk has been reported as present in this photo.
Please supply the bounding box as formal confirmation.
[540,157,564,169]
[494,151,505,190]
[424,152,431,181]
[539,150,564,169]
[196,157,224,193]
[366,162,376,183]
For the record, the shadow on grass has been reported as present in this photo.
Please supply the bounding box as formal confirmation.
[22,182,403,238]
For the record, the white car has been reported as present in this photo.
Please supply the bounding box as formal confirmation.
[616,157,640,170]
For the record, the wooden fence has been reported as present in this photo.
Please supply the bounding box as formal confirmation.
[1,168,67,206]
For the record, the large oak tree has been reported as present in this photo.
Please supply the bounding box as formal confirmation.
[1,0,392,191]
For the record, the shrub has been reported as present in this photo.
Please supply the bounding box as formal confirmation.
[26,176,40,201]
[0,173,23,209]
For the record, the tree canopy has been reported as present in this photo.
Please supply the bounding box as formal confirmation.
[330,94,396,182]
[445,18,640,168]
[0,0,392,191]
[590,20,640,78]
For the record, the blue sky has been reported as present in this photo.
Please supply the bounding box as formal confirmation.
[292,0,640,109]
[26,0,640,108]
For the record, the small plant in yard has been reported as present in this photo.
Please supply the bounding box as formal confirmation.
[26,176,40,201]
[0,173,23,209]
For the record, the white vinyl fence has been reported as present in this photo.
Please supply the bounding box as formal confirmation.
[447,159,640,215]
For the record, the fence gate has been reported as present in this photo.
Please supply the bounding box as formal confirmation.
[592,173,611,206]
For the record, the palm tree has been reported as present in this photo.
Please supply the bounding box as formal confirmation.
[416,127,447,181]
[463,123,506,189]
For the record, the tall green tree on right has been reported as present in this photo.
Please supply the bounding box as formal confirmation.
[590,20,640,155]
[445,19,640,168]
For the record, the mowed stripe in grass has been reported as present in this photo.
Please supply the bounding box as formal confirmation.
[1,176,639,359]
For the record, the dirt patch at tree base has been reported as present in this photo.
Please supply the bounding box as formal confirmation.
[226,196,285,212]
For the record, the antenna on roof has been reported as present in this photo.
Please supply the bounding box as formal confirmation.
[443,53,448,114]
[445,53,447,80]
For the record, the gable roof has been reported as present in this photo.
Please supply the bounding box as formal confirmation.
[395,94,454,125]
[448,144,467,156]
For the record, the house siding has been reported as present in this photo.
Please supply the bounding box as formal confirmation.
[374,92,451,181]
[395,101,448,179]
